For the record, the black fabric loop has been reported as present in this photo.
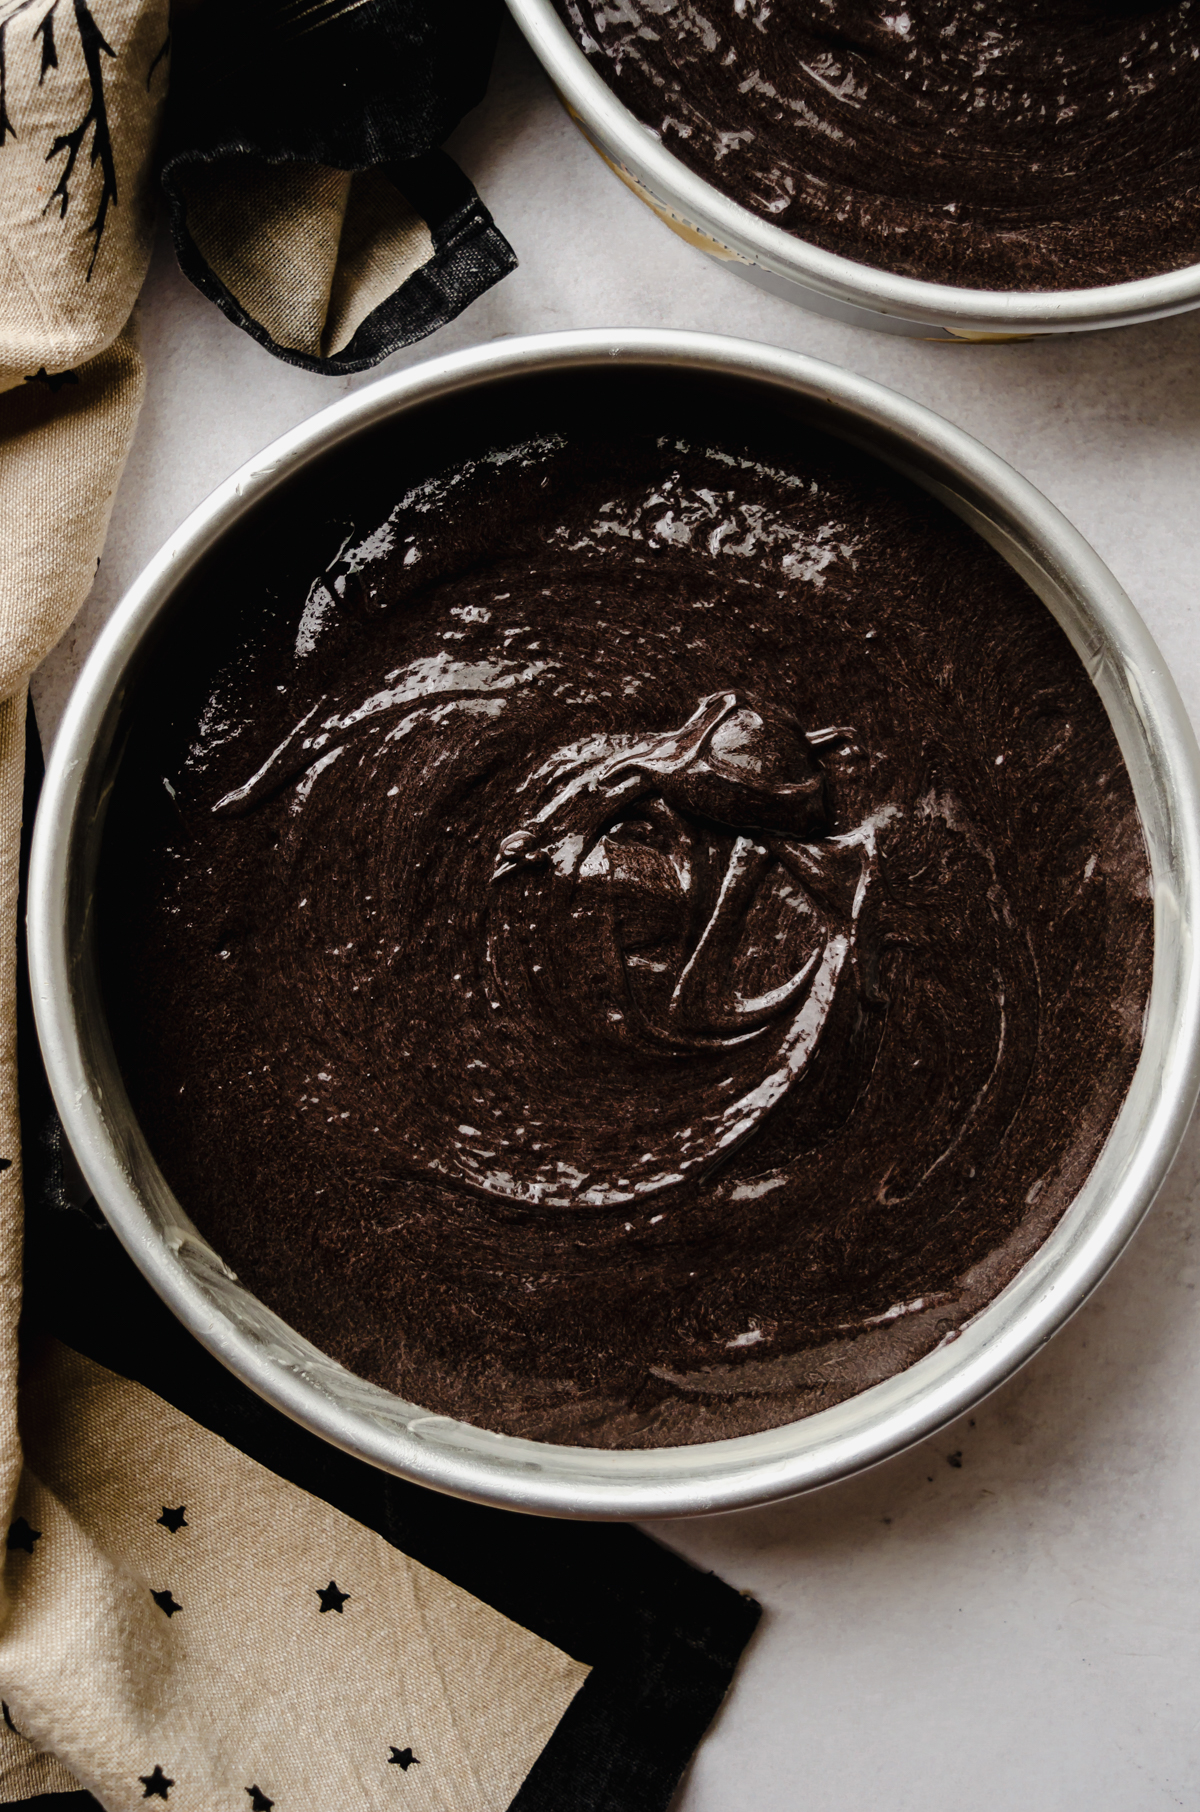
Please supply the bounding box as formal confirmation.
[160,0,518,375]
[164,146,516,375]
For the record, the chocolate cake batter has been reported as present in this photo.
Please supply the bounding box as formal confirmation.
[101,417,1152,1447]
[558,0,1200,289]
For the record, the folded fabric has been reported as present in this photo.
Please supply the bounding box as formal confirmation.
[0,6,166,1797]
[160,0,518,372]
[0,0,169,391]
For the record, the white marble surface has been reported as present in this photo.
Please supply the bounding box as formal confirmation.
[33,23,1200,1811]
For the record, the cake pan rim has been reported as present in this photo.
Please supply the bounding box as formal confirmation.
[28,327,1200,1519]
[505,0,1200,339]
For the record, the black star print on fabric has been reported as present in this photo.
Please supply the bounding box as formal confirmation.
[23,367,79,393]
[245,1788,273,1810]
[6,1518,41,1553]
[2,1702,19,1734]
[0,1157,10,1171]
[157,1506,188,1533]
[151,1588,182,1618]
[388,1748,420,1770]
[139,1765,173,1799]
[316,1579,349,1613]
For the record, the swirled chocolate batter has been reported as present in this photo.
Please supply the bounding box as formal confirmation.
[102,416,1152,1447]
[557,0,1200,289]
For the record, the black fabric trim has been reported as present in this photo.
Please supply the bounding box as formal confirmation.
[0,1795,98,1811]
[163,0,505,173]
[386,147,486,242]
[159,0,518,376]
[162,148,517,378]
[15,705,760,1812]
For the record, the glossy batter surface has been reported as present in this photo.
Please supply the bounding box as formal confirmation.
[557,0,1200,289]
[102,422,1152,1447]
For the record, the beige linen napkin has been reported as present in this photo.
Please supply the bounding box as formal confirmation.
[0,7,593,1805]
[0,0,168,1792]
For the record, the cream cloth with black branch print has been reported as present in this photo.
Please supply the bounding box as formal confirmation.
[0,0,165,1793]
[0,4,589,1806]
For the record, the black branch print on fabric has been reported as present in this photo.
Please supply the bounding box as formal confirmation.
[146,25,167,89]
[0,0,42,146]
[0,0,121,276]
[6,1516,41,1551]
[34,0,55,79]
[157,1504,187,1532]
[46,0,118,278]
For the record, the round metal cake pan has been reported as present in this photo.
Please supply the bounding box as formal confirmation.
[28,329,1200,1519]
[507,0,1200,342]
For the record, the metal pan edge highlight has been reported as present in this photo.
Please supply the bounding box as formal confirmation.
[505,0,1200,340]
[28,330,1200,1518]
